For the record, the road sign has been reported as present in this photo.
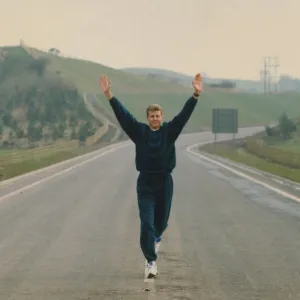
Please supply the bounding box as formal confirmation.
[212,108,238,134]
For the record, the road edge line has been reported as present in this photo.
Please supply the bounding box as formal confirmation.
[186,141,300,204]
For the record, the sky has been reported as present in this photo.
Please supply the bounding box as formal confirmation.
[0,0,299,80]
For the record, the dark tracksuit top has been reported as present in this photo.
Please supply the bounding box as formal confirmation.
[109,96,198,262]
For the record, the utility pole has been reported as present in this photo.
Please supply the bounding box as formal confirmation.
[263,56,279,94]
[263,57,268,94]
[267,56,272,94]
[273,56,279,93]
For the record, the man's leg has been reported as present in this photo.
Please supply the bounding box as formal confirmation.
[137,174,159,278]
[136,174,157,263]
[137,193,157,263]
[154,174,174,243]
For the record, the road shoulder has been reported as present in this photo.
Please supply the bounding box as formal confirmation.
[186,142,300,205]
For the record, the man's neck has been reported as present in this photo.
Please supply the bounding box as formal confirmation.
[149,126,160,131]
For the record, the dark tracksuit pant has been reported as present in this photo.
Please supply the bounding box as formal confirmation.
[137,172,174,262]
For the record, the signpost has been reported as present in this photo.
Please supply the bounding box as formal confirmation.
[212,108,238,146]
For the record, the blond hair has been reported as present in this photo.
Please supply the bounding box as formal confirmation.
[146,104,163,116]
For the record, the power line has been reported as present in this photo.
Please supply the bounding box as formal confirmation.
[273,56,280,93]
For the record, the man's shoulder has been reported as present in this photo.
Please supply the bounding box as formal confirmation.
[134,122,148,133]
[161,122,170,130]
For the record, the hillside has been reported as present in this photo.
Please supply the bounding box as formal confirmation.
[122,67,264,92]
[24,47,191,95]
[22,46,300,129]
[122,67,300,94]
[94,91,300,133]
[1,44,299,181]
[0,46,101,147]
[1,44,300,143]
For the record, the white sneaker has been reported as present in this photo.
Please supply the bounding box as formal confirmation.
[145,261,158,278]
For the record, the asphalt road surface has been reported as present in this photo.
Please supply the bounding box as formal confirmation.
[1,127,300,299]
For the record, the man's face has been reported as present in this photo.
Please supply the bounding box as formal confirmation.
[147,110,163,129]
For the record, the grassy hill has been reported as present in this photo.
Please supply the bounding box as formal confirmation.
[21,46,300,131]
[122,67,300,94]
[0,44,300,181]
[0,46,101,147]
[1,44,300,143]
[25,47,190,95]
[122,67,265,92]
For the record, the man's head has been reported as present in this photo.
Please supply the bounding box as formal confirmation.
[146,104,163,130]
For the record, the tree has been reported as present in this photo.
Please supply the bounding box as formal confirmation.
[9,131,13,140]
[27,122,43,142]
[2,113,12,127]
[48,48,60,55]
[265,125,274,136]
[207,80,236,89]
[71,126,77,139]
[278,113,296,140]
[28,57,50,77]
[15,127,25,138]
[78,123,88,138]
[58,122,66,138]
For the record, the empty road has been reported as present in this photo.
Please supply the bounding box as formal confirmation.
[1,127,300,299]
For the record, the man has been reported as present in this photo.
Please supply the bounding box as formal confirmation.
[99,73,203,278]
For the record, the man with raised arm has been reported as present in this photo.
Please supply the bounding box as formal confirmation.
[99,73,203,278]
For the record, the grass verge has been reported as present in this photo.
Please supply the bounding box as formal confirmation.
[201,140,300,183]
[0,132,126,182]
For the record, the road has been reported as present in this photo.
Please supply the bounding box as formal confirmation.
[84,93,122,143]
[1,127,300,299]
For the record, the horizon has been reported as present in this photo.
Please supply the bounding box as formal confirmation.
[1,43,298,84]
[1,0,298,81]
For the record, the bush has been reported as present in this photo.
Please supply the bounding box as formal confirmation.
[278,113,297,140]
[265,126,272,136]
[244,137,300,169]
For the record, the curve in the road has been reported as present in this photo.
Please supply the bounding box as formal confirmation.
[1,127,300,299]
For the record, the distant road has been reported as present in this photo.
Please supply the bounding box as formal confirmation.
[1,126,300,299]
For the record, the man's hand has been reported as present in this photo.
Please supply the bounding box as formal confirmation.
[100,75,113,100]
[192,73,203,95]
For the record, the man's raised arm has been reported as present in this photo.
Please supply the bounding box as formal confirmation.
[99,75,139,143]
[167,73,203,142]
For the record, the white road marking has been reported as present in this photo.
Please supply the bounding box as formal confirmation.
[186,142,300,204]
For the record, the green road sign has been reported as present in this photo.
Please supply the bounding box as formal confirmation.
[212,108,238,134]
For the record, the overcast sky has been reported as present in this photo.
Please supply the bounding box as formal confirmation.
[1,0,298,80]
